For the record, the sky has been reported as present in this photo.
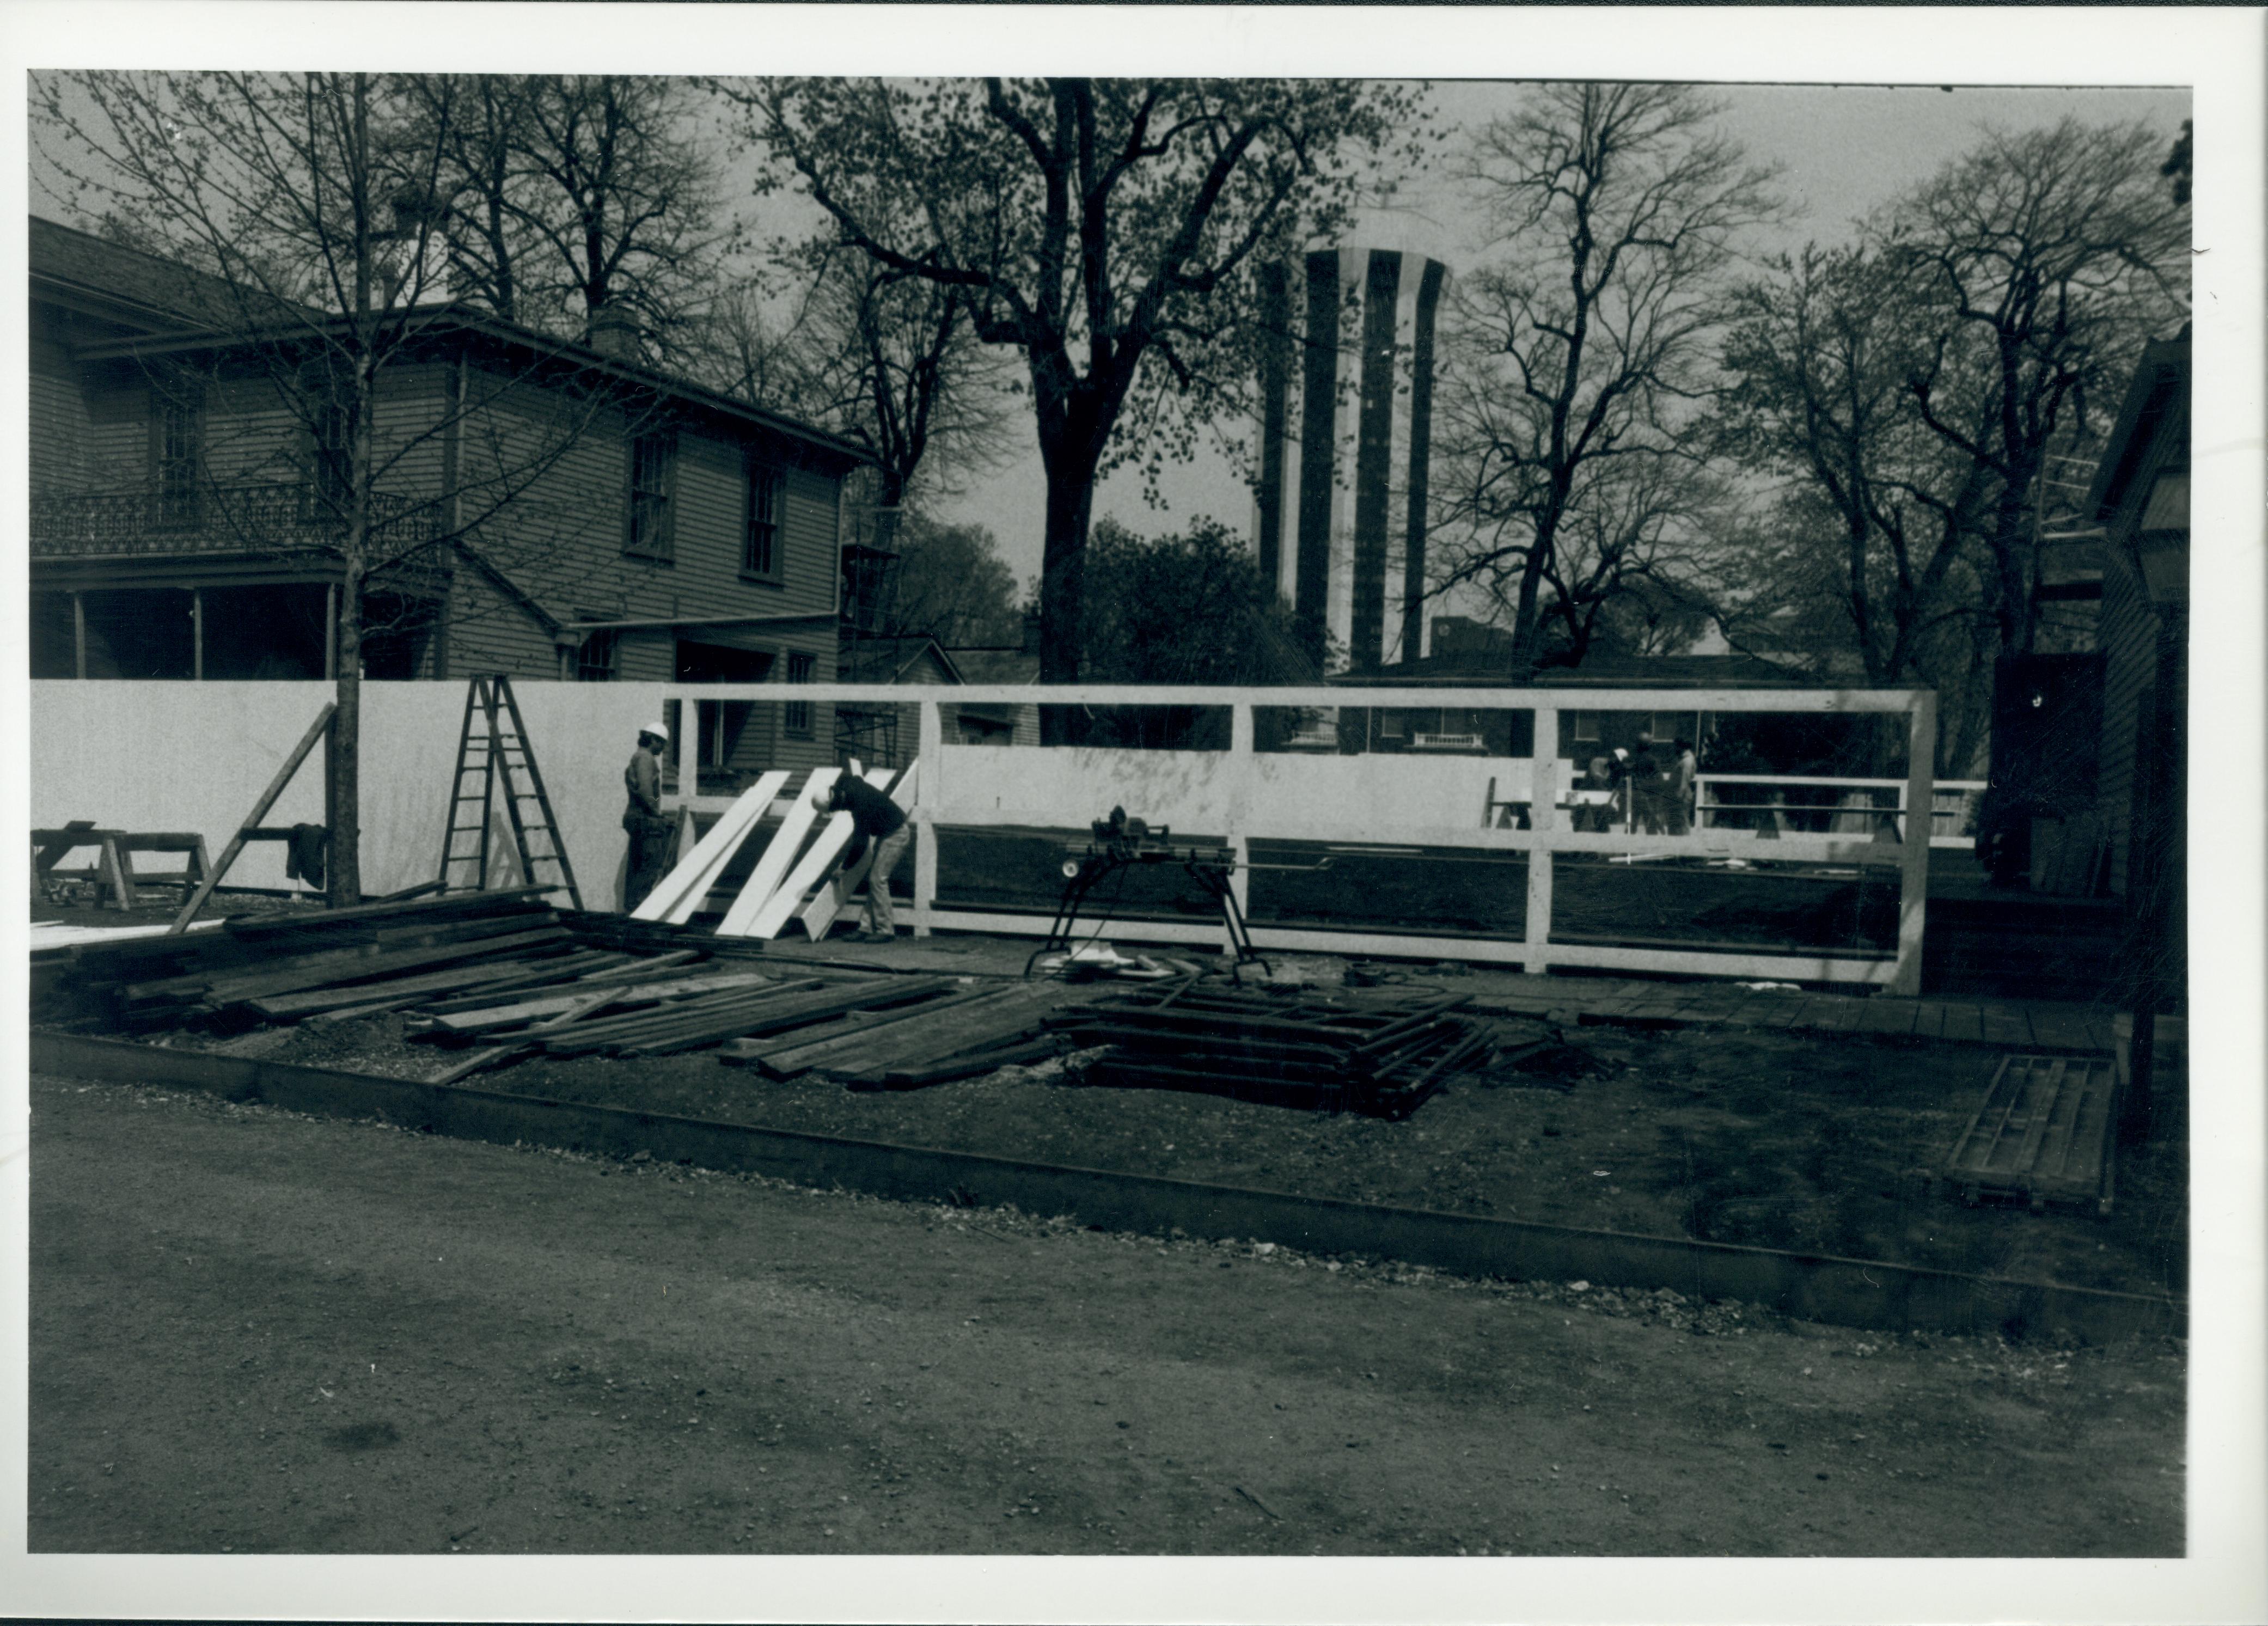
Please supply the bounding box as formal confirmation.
[920,82,2190,594]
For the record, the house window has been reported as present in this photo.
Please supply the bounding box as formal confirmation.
[784,650,815,737]
[744,460,783,579]
[313,399,355,521]
[625,432,676,560]
[577,628,619,681]
[1573,711,1600,742]
[156,393,203,525]
[1378,710,1406,740]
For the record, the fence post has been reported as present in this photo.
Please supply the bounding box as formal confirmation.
[1892,690,1938,997]
[1227,702,1255,956]
[1524,710,1557,976]
[914,698,942,937]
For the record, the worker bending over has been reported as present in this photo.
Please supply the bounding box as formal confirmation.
[814,774,910,940]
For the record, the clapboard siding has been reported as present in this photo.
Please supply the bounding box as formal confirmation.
[2095,548,2154,897]
[30,333,91,492]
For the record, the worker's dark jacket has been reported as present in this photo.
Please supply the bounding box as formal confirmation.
[832,776,906,866]
[622,747,665,832]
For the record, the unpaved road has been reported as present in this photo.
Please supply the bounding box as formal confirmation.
[29,1072,2183,1556]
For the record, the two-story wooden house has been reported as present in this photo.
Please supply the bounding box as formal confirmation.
[28,214,869,791]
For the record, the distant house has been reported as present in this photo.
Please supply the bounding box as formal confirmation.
[1330,614,1811,763]
[27,215,869,793]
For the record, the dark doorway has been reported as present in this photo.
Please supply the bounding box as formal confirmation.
[674,640,775,682]
[80,589,194,679]
[361,592,437,680]
[29,592,75,678]
[203,584,329,679]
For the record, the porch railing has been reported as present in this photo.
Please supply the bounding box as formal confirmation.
[30,484,441,559]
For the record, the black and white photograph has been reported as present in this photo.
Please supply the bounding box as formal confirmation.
[5,5,2261,1623]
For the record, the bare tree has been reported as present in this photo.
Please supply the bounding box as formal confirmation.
[1431,83,1781,672]
[38,71,652,904]
[1716,244,1990,692]
[1886,117,2188,656]
[414,75,738,364]
[730,77,1422,699]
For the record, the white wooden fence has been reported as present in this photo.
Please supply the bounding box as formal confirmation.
[663,681,1939,995]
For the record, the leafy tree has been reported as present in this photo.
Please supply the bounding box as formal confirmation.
[732,77,1423,699]
[884,515,1025,649]
[1431,83,1781,673]
[1074,515,1316,749]
[1885,117,2188,656]
[38,71,650,904]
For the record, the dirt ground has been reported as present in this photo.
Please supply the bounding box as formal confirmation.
[28,1072,2185,1556]
[156,976,2185,1304]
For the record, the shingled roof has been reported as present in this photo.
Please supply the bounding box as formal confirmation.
[29,213,297,334]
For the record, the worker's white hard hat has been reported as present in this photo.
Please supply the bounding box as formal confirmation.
[639,720,668,741]
[810,782,834,810]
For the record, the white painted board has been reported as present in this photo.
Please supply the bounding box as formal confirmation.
[715,766,840,937]
[738,765,896,940]
[631,769,785,923]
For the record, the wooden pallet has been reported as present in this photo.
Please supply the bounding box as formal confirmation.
[1943,1053,2120,1217]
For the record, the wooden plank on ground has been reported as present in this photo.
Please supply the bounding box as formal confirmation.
[1909,1001,1948,1042]
[1798,994,1864,1035]
[1936,1003,1984,1046]
[806,983,1083,1081]
[745,765,898,940]
[716,768,839,937]
[1978,1004,2031,1049]
[418,970,779,1035]
[733,986,1000,1076]
[2026,1004,2102,1054]
[640,771,788,925]
[248,954,600,1019]
[1857,997,1919,1038]
[203,926,571,1006]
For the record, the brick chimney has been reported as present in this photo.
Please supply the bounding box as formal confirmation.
[586,305,642,361]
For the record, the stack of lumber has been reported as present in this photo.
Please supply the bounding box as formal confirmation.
[716,977,1083,1087]
[1048,983,1491,1118]
[53,889,580,1027]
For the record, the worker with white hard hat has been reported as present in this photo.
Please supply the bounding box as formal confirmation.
[622,719,671,910]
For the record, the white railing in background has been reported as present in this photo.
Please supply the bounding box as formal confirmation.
[660,681,1940,995]
[1694,774,1986,849]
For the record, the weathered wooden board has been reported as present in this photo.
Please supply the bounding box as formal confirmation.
[1943,1053,2119,1215]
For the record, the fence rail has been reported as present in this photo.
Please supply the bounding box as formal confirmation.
[660,681,1939,993]
[1695,774,1985,849]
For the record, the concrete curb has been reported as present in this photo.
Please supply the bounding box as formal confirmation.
[32,1032,2183,1346]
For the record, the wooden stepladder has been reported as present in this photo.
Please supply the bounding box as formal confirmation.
[439,675,583,909]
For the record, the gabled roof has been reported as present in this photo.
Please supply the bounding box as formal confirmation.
[2086,333,2190,521]
[33,212,870,470]
[944,647,1041,687]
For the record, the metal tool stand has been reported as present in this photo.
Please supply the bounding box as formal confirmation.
[1029,807,1328,983]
